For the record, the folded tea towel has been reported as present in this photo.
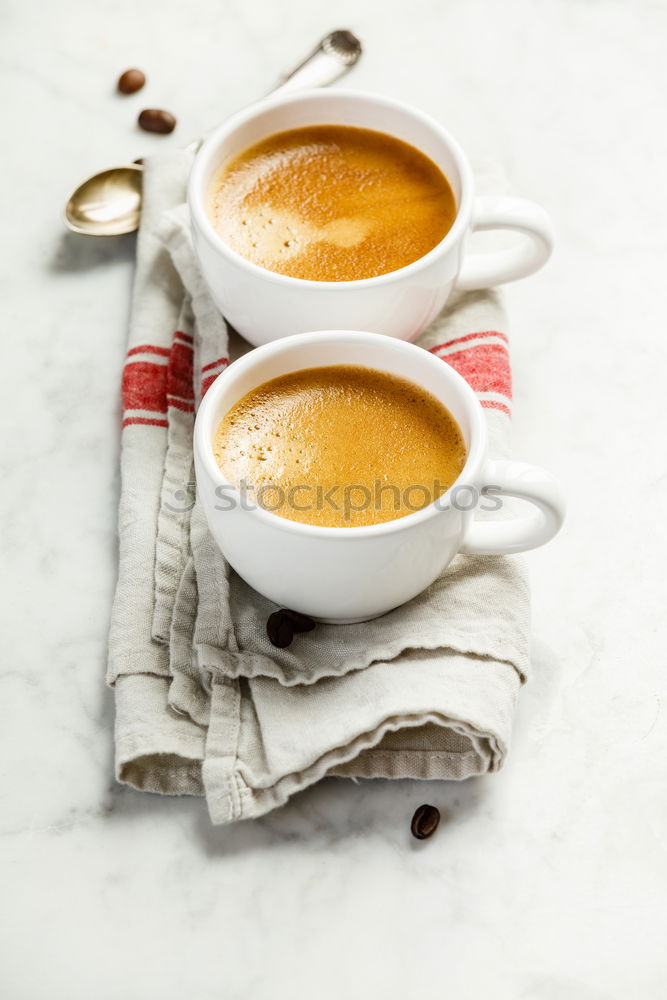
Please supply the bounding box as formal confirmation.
[107,150,529,824]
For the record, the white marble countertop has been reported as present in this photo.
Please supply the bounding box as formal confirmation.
[2,0,666,996]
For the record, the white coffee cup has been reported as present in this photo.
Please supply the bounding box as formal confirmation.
[193,330,565,623]
[188,89,554,348]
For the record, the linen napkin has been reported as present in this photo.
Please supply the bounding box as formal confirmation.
[107,150,529,825]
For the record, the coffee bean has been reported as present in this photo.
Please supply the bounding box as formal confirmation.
[267,611,295,648]
[410,803,440,840]
[138,108,176,134]
[117,68,146,94]
[282,609,316,632]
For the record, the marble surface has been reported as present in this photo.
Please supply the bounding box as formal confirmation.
[1,0,666,996]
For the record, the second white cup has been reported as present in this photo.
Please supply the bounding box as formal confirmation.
[194,331,565,623]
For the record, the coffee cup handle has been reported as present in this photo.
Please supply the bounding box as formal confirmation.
[455,196,554,291]
[460,459,565,555]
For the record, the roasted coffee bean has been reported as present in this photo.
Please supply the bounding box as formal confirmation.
[282,609,316,632]
[267,611,295,648]
[138,108,176,134]
[410,803,440,840]
[117,68,146,94]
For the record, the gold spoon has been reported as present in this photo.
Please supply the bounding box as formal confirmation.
[64,29,362,237]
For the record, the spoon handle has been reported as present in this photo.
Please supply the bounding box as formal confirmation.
[186,31,362,154]
[270,30,363,96]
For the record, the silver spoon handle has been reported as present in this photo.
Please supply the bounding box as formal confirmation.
[188,30,362,152]
[270,31,362,96]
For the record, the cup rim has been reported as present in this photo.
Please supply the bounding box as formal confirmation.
[194,330,488,539]
[187,88,475,290]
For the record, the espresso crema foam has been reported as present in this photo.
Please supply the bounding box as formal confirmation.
[213,365,467,527]
[207,125,457,282]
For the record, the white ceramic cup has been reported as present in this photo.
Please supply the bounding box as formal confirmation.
[188,89,554,348]
[194,331,565,623]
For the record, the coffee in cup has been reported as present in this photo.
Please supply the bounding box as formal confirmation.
[213,364,467,527]
[207,125,457,283]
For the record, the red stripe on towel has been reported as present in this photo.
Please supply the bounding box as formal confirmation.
[201,356,229,373]
[122,360,168,414]
[481,400,512,416]
[429,330,508,353]
[126,344,171,358]
[429,333,512,408]
[121,416,169,430]
[166,397,195,413]
[201,372,220,397]
[166,340,194,405]
[201,359,229,398]
[441,342,512,399]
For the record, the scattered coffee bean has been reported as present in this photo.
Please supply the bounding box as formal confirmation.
[267,611,295,648]
[282,609,316,632]
[117,68,146,95]
[138,108,176,134]
[410,803,440,840]
[267,609,317,647]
